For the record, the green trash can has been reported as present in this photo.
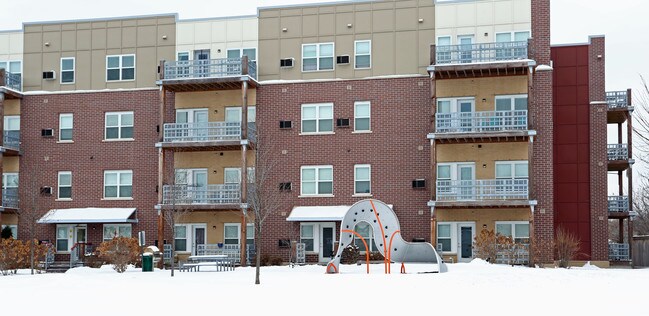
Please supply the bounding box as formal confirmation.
[142,253,153,272]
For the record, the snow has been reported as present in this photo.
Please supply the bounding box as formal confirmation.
[287,204,393,222]
[2,261,648,315]
[37,207,137,223]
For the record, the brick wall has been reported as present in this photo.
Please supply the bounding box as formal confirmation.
[256,77,433,259]
[19,90,161,246]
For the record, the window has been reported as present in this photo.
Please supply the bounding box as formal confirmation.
[495,31,531,43]
[224,106,257,123]
[495,161,529,179]
[354,165,371,195]
[224,223,255,246]
[56,225,69,252]
[106,54,135,81]
[301,103,333,134]
[436,163,475,199]
[354,222,378,252]
[104,170,133,198]
[0,60,21,81]
[59,114,73,141]
[436,36,452,62]
[496,222,530,244]
[496,95,528,111]
[174,225,187,252]
[354,40,371,69]
[4,116,19,133]
[105,112,134,140]
[227,48,257,62]
[2,173,18,189]
[224,167,255,184]
[301,166,333,196]
[58,171,72,199]
[300,224,315,252]
[437,224,452,252]
[60,57,75,84]
[302,43,334,72]
[496,32,530,59]
[1,225,17,238]
[177,52,189,61]
[103,224,132,241]
[354,102,371,132]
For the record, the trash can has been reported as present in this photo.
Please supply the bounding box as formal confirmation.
[142,253,153,272]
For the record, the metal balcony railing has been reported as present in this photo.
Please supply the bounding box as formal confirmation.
[3,187,19,209]
[163,122,241,143]
[607,144,629,161]
[1,71,21,91]
[608,196,630,212]
[609,243,630,261]
[435,41,529,65]
[436,179,529,201]
[495,243,529,265]
[606,91,630,109]
[163,58,257,80]
[162,184,240,205]
[435,111,528,133]
[3,130,20,150]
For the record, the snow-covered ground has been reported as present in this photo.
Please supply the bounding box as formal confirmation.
[2,260,647,315]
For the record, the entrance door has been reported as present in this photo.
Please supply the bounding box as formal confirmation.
[458,99,474,132]
[458,224,474,262]
[458,35,474,63]
[72,226,87,263]
[458,164,475,200]
[319,223,335,262]
[193,49,210,77]
[192,170,208,203]
[193,225,207,255]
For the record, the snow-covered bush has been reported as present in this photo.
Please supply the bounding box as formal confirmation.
[97,237,141,273]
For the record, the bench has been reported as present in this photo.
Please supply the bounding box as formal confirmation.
[180,255,236,272]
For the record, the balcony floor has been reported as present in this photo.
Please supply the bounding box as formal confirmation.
[157,141,254,152]
[608,160,631,172]
[1,147,19,156]
[432,200,533,209]
[158,204,242,211]
[431,131,531,144]
[430,60,532,80]
[158,76,258,92]
[608,211,632,219]
[608,108,631,124]
[0,87,22,99]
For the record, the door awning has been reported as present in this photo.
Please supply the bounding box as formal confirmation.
[37,208,138,224]
[286,204,393,222]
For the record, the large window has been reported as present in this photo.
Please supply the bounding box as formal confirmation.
[58,171,72,199]
[302,43,334,72]
[224,223,254,246]
[0,60,21,81]
[300,224,315,252]
[60,57,75,84]
[496,222,530,244]
[56,225,69,252]
[301,103,333,134]
[495,161,529,179]
[354,40,371,69]
[1,225,17,238]
[354,101,371,132]
[104,170,133,198]
[496,95,528,112]
[103,224,132,241]
[174,225,187,252]
[227,48,257,62]
[2,173,18,189]
[301,166,333,196]
[354,164,371,195]
[437,223,452,252]
[105,112,134,140]
[354,222,378,252]
[59,114,73,141]
[223,167,255,184]
[106,54,135,81]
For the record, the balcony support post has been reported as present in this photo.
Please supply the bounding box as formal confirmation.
[0,91,3,220]
[240,80,249,266]
[618,218,624,244]
[157,83,166,262]
[628,217,634,262]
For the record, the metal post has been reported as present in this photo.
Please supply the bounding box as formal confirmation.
[240,80,248,266]
[628,217,634,263]
[157,83,166,265]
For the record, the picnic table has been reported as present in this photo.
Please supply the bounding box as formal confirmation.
[180,254,236,272]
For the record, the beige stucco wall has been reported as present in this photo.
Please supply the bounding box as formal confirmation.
[0,213,19,226]
[22,15,176,92]
[0,31,23,63]
[258,0,435,80]
[436,75,528,112]
[4,99,21,115]
[175,211,252,261]
[176,16,258,60]
[4,157,19,173]
[435,0,531,44]
[174,89,257,121]
[437,208,530,228]
[174,151,256,185]
[436,142,528,179]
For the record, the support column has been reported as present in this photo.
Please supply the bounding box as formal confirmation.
[240,79,249,266]
[618,219,624,244]
[0,91,4,227]
[628,218,634,262]
[157,84,166,260]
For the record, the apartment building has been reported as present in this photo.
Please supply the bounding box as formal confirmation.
[0,0,634,267]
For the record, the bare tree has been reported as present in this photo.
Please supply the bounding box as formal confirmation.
[162,185,192,277]
[632,75,649,164]
[16,168,44,274]
[632,186,649,236]
[247,134,283,285]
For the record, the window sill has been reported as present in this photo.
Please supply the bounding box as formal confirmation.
[354,67,371,70]
[60,82,75,85]
[101,197,134,201]
[299,132,335,136]
[57,140,74,144]
[102,138,135,142]
[352,194,373,198]
[106,79,136,83]
[301,69,335,73]
[352,130,372,134]
[298,194,335,198]
[55,198,73,202]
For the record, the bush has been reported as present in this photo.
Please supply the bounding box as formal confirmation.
[368,251,385,262]
[0,238,49,275]
[1,226,13,239]
[97,237,141,273]
[555,227,580,268]
[473,229,498,262]
[340,244,360,264]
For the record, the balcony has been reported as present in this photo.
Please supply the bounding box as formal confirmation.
[158,57,258,92]
[608,144,631,171]
[429,41,533,79]
[3,130,20,154]
[430,111,532,143]
[606,90,632,124]
[2,187,19,210]
[157,121,256,151]
[434,179,531,208]
[0,70,22,99]
[608,196,630,217]
[161,184,241,210]
[609,243,630,261]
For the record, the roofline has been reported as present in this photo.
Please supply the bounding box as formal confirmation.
[178,14,258,23]
[0,29,22,34]
[258,0,377,13]
[23,13,179,26]
[551,35,606,48]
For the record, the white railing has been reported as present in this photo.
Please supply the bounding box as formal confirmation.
[1,71,21,91]
[163,121,241,143]
[609,243,630,261]
[608,196,629,212]
[196,243,256,265]
[606,91,629,109]
[496,244,529,265]
[162,184,240,205]
[435,41,529,65]
[2,187,18,209]
[163,58,257,80]
[436,179,529,201]
[607,144,628,161]
[3,130,20,151]
[435,110,528,133]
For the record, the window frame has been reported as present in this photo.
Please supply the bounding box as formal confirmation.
[300,165,334,196]
[301,103,334,135]
[354,40,372,69]
[1,224,17,239]
[102,224,132,242]
[2,172,18,189]
[57,171,72,200]
[226,48,258,62]
[353,101,371,132]
[60,57,75,84]
[354,164,371,196]
[103,170,133,199]
[495,161,529,179]
[223,223,255,246]
[495,94,528,112]
[300,223,316,253]
[105,54,136,82]
[59,113,73,142]
[174,224,188,252]
[436,223,452,252]
[301,43,335,72]
[495,221,530,244]
[104,111,134,141]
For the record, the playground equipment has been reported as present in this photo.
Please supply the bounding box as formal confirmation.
[326,199,448,274]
